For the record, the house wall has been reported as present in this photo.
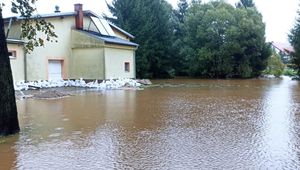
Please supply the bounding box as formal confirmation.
[104,46,136,79]
[8,44,25,82]
[5,14,137,81]
[71,29,105,48]
[25,16,107,81]
[111,27,130,41]
[71,48,105,79]
[25,16,76,80]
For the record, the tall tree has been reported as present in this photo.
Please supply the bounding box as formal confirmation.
[182,1,270,78]
[107,0,174,78]
[0,0,56,136]
[171,0,190,76]
[289,7,300,76]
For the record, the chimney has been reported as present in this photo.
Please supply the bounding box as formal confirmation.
[74,4,83,30]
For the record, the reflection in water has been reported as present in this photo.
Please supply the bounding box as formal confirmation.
[261,78,299,169]
[104,90,137,123]
[0,78,300,169]
[0,135,18,170]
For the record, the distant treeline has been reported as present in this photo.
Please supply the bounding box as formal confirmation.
[106,0,271,78]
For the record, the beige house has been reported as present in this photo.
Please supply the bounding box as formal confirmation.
[5,4,138,82]
[7,39,25,82]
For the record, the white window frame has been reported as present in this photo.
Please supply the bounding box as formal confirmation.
[8,50,17,59]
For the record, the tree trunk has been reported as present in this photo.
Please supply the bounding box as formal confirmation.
[0,10,20,136]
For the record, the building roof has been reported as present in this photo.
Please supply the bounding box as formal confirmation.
[82,30,138,47]
[271,42,294,53]
[4,10,98,21]
[4,10,135,40]
[109,23,135,39]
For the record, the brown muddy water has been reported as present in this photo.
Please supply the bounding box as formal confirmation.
[1,78,300,169]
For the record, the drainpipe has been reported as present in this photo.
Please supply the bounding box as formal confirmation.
[6,17,13,38]
[23,45,27,81]
[103,48,106,80]
[133,51,136,79]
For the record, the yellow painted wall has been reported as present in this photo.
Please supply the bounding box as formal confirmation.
[25,16,76,80]
[112,27,130,41]
[71,48,105,79]
[5,15,137,81]
[104,46,136,79]
[24,16,105,81]
[71,29,105,48]
[8,44,25,82]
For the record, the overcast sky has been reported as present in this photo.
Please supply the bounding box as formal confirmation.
[2,0,299,44]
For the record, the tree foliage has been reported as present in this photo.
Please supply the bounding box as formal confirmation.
[107,0,174,78]
[263,52,285,77]
[181,1,270,78]
[11,0,57,53]
[175,0,189,23]
[236,0,255,8]
[106,0,270,79]
[170,0,190,76]
[289,5,300,76]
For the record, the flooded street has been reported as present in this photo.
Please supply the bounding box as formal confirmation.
[1,78,300,169]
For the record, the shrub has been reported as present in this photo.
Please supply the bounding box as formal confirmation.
[263,53,285,77]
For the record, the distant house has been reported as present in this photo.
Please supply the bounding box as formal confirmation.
[270,42,294,64]
[5,4,138,82]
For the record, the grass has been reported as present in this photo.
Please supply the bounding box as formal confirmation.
[0,139,6,144]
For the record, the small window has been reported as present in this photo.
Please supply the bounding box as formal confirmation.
[8,50,17,59]
[124,62,130,72]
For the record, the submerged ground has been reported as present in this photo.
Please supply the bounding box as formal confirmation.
[1,78,300,169]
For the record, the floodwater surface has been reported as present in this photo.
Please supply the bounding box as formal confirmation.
[1,78,300,169]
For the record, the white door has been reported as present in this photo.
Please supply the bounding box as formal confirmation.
[48,60,62,80]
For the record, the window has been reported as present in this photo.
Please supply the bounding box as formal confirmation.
[124,62,130,72]
[8,50,16,59]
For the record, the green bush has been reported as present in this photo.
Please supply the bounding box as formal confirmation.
[283,68,297,76]
[263,53,285,77]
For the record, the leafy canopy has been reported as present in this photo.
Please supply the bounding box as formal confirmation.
[106,0,270,78]
[182,1,270,78]
[289,4,300,76]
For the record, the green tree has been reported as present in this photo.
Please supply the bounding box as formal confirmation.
[232,6,270,77]
[0,0,57,136]
[263,52,285,77]
[107,0,174,78]
[171,0,190,76]
[175,0,189,23]
[289,6,300,76]
[182,1,270,78]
